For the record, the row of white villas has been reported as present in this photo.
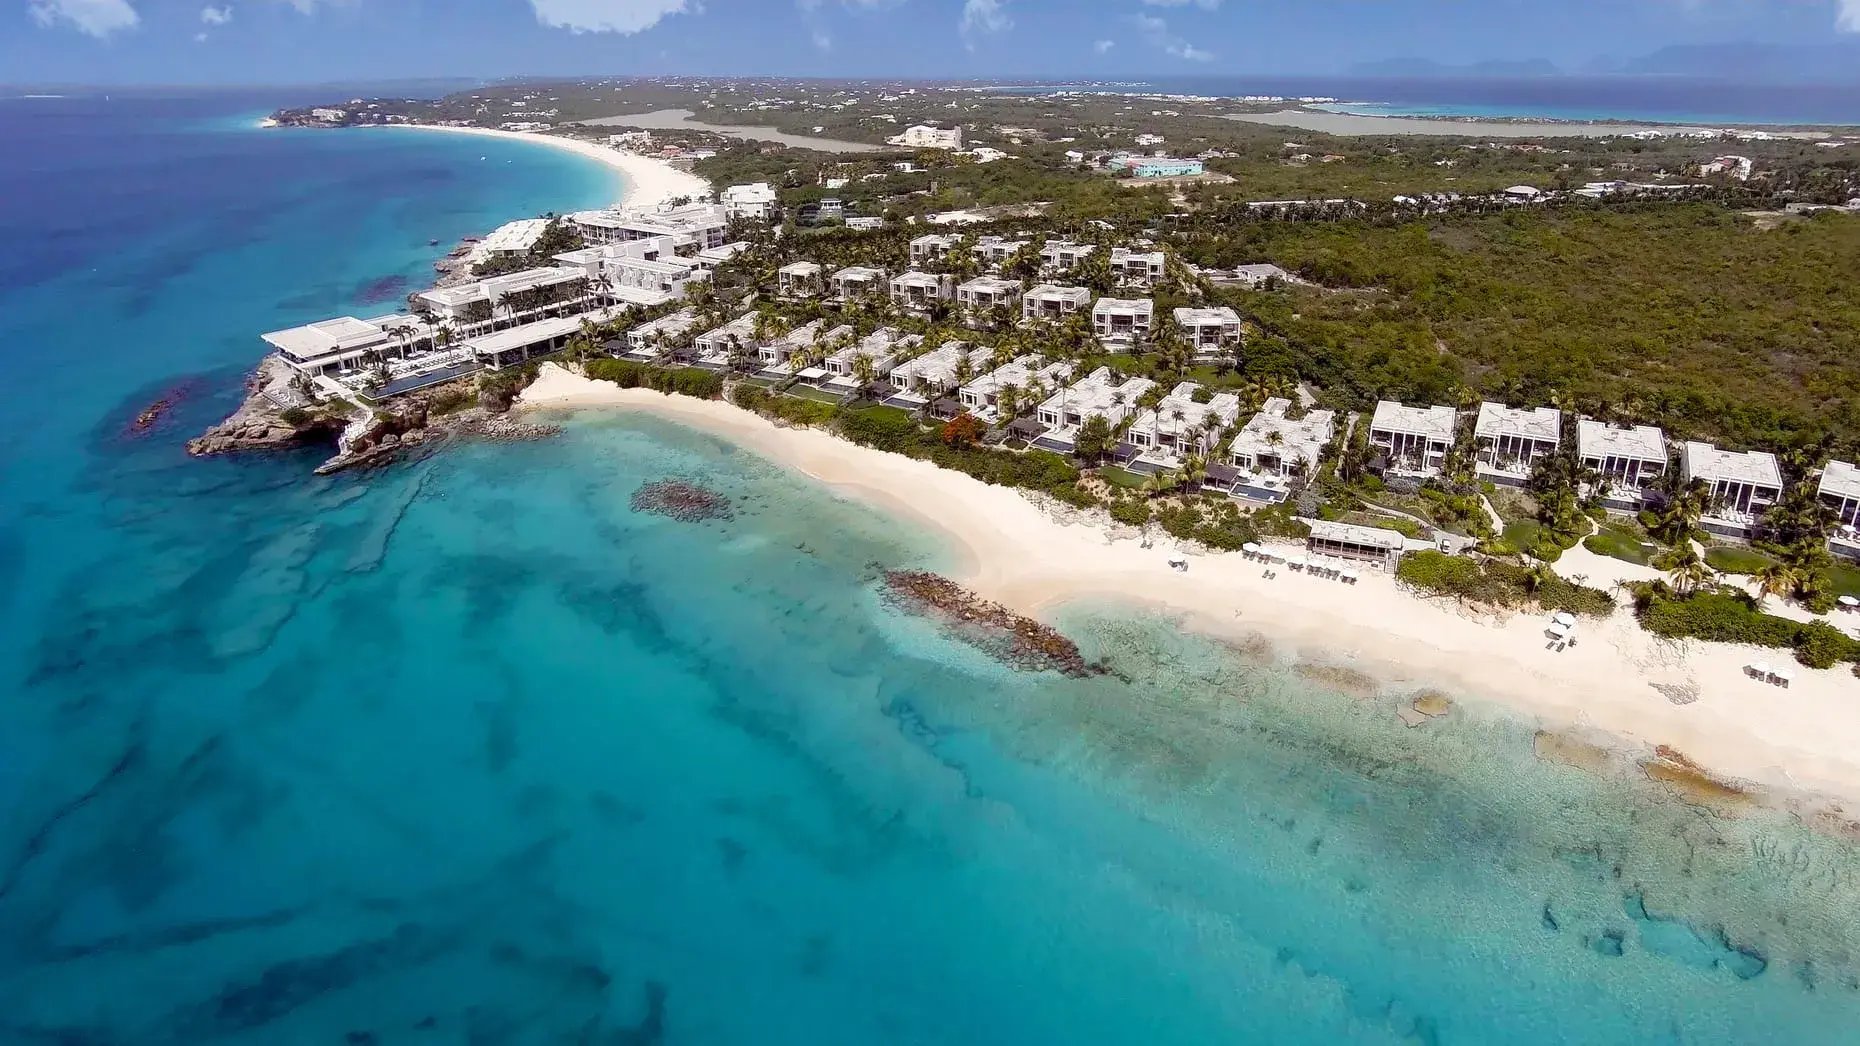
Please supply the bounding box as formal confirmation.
[887,341,994,409]
[904,235,1169,286]
[1033,368,1159,454]
[758,319,856,379]
[958,356,1076,423]
[1121,383,1243,473]
[824,327,921,393]
[623,307,705,361]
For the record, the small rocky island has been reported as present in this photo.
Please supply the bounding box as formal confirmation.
[882,570,1109,678]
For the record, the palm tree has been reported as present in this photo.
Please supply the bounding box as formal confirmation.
[851,352,876,392]
[1658,546,1710,597]
[1753,560,1801,611]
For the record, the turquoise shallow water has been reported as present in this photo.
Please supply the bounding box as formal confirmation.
[6,92,1860,1043]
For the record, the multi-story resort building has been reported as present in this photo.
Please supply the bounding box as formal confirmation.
[823,327,918,394]
[693,241,748,277]
[888,124,963,150]
[415,267,593,327]
[1040,240,1096,274]
[468,218,550,264]
[958,356,1074,423]
[1032,367,1157,454]
[829,265,888,303]
[1123,382,1242,473]
[1369,401,1458,478]
[264,314,436,382]
[889,271,956,312]
[1023,284,1093,324]
[1680,441,1783,536]
[887,341,991,409]
[465,306,630,371]
[759,320,853,379]
[596,253,705,306]
[569,201,729,254]
[692,313,760,369]
[1218,397,1338,503]
[1474,402,1562,485]
[1120,157,1206,178]
[1577,419,1668,507]
[778,261,825,299]
[622,307,703,361]
[1174,307,1243,361]
[1109,247,1167,287]
[956,276,1023,322]
[971,235,1029,271]
[720,182,778,222]
[909,233,962,266]
[1092,297,1155,350]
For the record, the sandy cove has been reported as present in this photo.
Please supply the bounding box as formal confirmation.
[377,124,713,210]
[519,365,1860,808]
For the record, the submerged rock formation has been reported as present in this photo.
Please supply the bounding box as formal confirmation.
[881,570,1108,678]
[631,480,734,522]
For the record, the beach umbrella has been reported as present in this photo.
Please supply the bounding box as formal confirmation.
[1546,621,1571,639]
[1840,596,1859,609]
[1242,542,1261,554]
[1771,666,1794,686]
[1750,661,1772,678]
[1552,611,1577,627]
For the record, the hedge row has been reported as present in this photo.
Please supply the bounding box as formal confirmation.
[584,359,724,399]
[1639,590,1860,669]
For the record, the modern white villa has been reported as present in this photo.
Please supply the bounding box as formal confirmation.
[1577,419,1668,507]
[465,306,629,371]
[1474,402,1562,484]
[569,201,729,254]
[1040,240,1096,274]
[1820,460,1860,527]
[829,265,888,302]
[909,233,962,266]
[888,124,963,150]
[971,235,1029,270]
[692,313,760,369]
[956,276,1023,321]
[1221,397,1339,503]
[623,307,703,360]
[720,182,778,222]
[889,271,956,311]
[1109,247,1166,287]
[759,320,854,379]
[468,218,549,264]
[1369,401,1458,478]
[1174,307,1243,361]
[264,314,434,381]
[415,266,593,327]
[1032,367,1157,454]
[887,341,991,408]
[1023,284,1093,323]
[1680,440,1783,536]
[1092,297,1155,350]
[959,356,1074,422]
[1123,382,1242,473]
[778,261,825,299]
[824,327,919,393]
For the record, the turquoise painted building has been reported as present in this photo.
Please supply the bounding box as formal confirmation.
[1124,157,1205,178]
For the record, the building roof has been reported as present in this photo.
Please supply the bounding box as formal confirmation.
[1026,283,1093,303]
[892,270,948,289]
[1681,441,1782,489]
[471,218,550,259]
[628,307,702,341]
[1110,247,1166,266]
[1370,401,1458,442]
[779,261,823,276]
[1474,402,1562,443]
[1821,460,1860,503]
[891,341,988,386]
[1037,367,1156,419]
[910,233,961,248]
[1174,306,1240,326]
[958,276,1022,294]
[261,315,396,361]
[1577,418,1668,462]
[1128,383,1241,442]
[1230,398,1336,470]
[1093,297,1154,315]
[832,265,887,281]
[963,355,1069,399]
[1308,520,1406,552]
[465,308,621,357]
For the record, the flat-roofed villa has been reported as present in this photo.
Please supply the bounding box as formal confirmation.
[692,313,761,369]
[1680,440,1782,536]
[1220,397,1338,503]
[1092,297,1154,349]
[1023,284,1093,323]
[602,254,704,306]
[1305,520,1406,572]
[956,276,1023,321]
[959,355,1074,423]
[1032,367,1157,455]
[971,235,1029,270]
[1819,461,1860,558]
[1109,247,1166,287]
[415,266,592,327]
[720,181,778,222]
[887,341,990,408]
[694,241,747,275]
[1040,240,1096,273]
[1577,419,1668,506]
[265,315,429,381]
[1174,307,1243,361]
[1123,382,1242,473]
[1370,401,1458,478]
[889,271,955,311]
[829,265,888,302]
[824,327,920,393]
[778,261,824,299]
[468,218,550,263]
[909,233,961,265]
[623,307,703,360]
[760,320,854,380]
[466,305,628,371]
[1474,402,1562,484]
[569,201,729,254]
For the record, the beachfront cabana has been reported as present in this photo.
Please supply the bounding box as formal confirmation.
[1305,520,1406,572]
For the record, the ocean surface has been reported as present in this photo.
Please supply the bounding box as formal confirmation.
[6,91,1860,1044]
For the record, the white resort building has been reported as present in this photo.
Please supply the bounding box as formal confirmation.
[264,315,432,381]
[1577,419,1668,507]
[415,267,593,326]
[1369,401,1458,478]
[759,320,852,378]
[1474,402,1562,484]
[1092,297,1154,350]
[1023,284,1094,324]
[889,271,956,311]
[569,202,730,254]
[1305,520,1407,572]
[1032,367,1157,454]
[1174,307,1243,361]
[829,265,888,303]
[1109,247,1167,287]
[1220,397,1339,503]
[623,308,703,360]
[1819,461,1860,528]
[720,182,778,222]
[956,276,1023,321]
[692,313,761,369]
[909,233,962,266]
[959,356,1074,422]
[1123,383,1242,473]
[778,261,825,299]
[1040,240,1097,274]
[888,124,963,150]
[887,341,991,408]
[971,235,1030,270]
[824,327,919,393]
[1680,441,1783,535]
[467,218,550,264]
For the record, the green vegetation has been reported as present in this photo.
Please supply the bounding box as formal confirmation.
[731,384,837,426]
[585,358,725,399]
[1154,496,1284,552]
[835,405,1085,502]
[1397,550,1615,617]
[1096,466,1150,490]
[1636,587,1860,669]
[1702,545,1780,576]
[1585,524,1657,566]
[425,386,476,417]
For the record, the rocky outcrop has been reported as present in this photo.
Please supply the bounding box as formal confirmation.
[187,358,342,457]
[881,570,1109,678]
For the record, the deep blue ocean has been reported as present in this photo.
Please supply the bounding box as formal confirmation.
[7,91,1860,1044]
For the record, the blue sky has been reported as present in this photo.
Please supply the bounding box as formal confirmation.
[7,0,1860,85]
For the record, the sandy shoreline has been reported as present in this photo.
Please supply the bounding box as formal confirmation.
[370,124,713,210]
[518,366,1860,811]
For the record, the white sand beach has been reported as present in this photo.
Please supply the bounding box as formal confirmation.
[378,124,713,209]
[520,365,1860,809]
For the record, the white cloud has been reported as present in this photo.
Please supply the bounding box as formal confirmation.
[194,29,207,39]
[1133,12,1212,61]
[959,0,1010,48]
[28,0,139,36]
[525,0,693,33]
[1840,0,1860,31]
[1093,38,1114,53]
[201,4,232,24]
[812,27,832,49]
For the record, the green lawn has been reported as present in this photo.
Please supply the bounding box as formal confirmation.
[1096,466,1150,489]
[1828,564,1860,598]
[785,384,846,405]
[1501,519,1546,552]
[1704,546,1779,576]
[1584,524,1657,566]
[1341,511,1425,540]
